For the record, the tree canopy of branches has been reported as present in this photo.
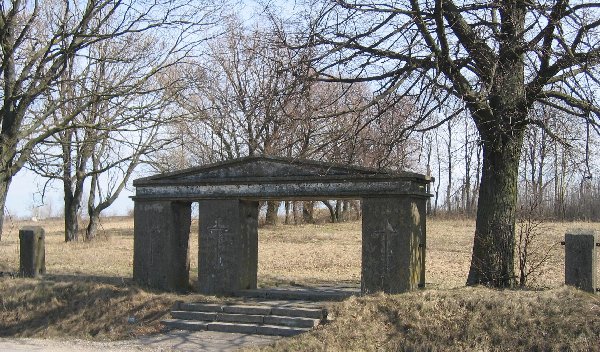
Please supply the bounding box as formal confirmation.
[158,16,418,170]
[0,0,217,239]
[296,0,600,287]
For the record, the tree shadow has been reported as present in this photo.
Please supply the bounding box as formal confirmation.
[41,273,135,287]
[137,329,280,351]
[0,274,172,339]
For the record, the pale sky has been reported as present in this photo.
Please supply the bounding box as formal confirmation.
[6,169,135,219]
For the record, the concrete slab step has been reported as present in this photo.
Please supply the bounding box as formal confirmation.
[233,288,354,301]
[257,324,313,337]
[263,315,320,328]
[161,319,312,337]
[179,302,223,312]
[271,306,326,319]
[161,319,209,331]
[177,302,326,320]
[223,305,272,315]
[171,310,321,328]
[171,310,264,324]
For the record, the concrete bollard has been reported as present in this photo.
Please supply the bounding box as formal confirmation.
[564,230,597,293]
[19,227,46,278]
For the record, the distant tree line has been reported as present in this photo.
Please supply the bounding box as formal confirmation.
[425,105,600,222]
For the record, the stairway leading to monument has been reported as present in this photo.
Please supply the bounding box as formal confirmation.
[161,300,328,337]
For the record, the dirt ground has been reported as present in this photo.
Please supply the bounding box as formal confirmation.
[0,330,280,352]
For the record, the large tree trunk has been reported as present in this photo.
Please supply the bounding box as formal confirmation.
[85,211,101,241]
[64,193,80,242]
[467,128,524,287]
[342,200,350,221]
[292,201,298,224]
[446,121,453,214]
[284,201,291,224]
[0,176,11,240]
[302,201,314,223]
[466,1,527,287]
[265,201,279,225]
[335,200,343,221]
[322,200,336,223]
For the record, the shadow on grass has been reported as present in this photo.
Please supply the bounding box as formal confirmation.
[0,274,173,339]
[42,273,135,286]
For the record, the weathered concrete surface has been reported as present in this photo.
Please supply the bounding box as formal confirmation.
[565,230,598,293]
[133,156,431,201]
[198,200,259,295]
[134,180,427,200]
[19,227,45,278]
[132,156,432,294]
[361,197,426,294]
[133,200,191,292]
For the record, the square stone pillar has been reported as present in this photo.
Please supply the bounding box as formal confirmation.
[361,197,426,294]
[564,230,597,293]
[133,200,191,291]
[198,200,259,295]
[19,227,45,278]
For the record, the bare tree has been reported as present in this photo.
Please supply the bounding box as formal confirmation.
[292,0,600,287]
[159,18,310,166]
[157,17,313,222]
[446,120,453,214]
[0,0,216,239]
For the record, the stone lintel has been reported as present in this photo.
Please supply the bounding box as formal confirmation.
[133,180,430,201]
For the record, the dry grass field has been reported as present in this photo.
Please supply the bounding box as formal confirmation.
[0,215,599,349]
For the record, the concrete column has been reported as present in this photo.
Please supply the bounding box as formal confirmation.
[133,200,191,291]
[198,199,259,295]
[361,197,426,294]
[564,230,598,293]
[19,227,45,278]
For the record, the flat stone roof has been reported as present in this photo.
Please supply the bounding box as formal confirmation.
[133,156,433,200]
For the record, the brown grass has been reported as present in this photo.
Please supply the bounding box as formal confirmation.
[255,286,600,352]
[1,216,599,347]
[0,278,176,340]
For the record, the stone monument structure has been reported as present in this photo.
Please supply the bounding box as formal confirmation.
[132,156,432,295]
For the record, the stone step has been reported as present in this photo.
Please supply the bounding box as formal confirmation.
[178,302,327,320]
[161,319,209,331]
[263,315,320,328]
[171,310,321,328]
[161,319,312,337]
[232,288,355,301]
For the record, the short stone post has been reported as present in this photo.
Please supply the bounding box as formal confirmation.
[19,227,46,278]
[564,230,598,293]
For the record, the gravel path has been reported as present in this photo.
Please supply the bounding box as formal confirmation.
[0,330,281,351]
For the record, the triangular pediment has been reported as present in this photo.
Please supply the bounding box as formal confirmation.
[135,156,413,185]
